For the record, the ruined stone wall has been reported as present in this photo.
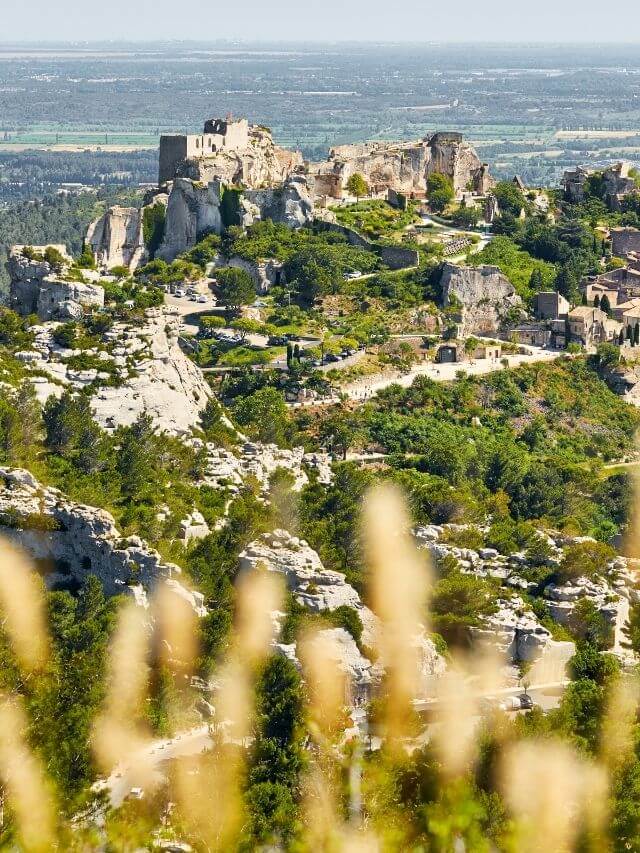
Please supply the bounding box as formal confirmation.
[314,221,419,270]
[159,135,190,184]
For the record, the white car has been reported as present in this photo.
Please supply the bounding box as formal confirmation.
[128,787,144,800]
[174,289,186,297]
[197,295,207,303]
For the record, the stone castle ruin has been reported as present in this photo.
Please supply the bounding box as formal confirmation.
[85,116,492,268]
[308,132,493,201]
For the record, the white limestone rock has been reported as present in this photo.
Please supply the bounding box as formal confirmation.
[90,308,212,435]
[0,467,205,615]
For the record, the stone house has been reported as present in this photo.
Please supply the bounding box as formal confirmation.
[612,227,640,259]
[473,343,502,360]
[567,306,608,346]
[534,291,570,320]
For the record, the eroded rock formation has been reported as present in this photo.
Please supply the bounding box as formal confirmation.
[8,245,104,321]
[440,262,523,335]
[0,467,205,614]
[86,204,161,271]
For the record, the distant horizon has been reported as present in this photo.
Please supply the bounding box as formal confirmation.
[2,39,640,46]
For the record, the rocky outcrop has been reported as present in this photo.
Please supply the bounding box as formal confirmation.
[244,174,314,230]
[36,280,104,321]
[86,206,148,271]
[157,179,223,262]
[198,442,332,494]
[160,120,303,189]
[239,529,446,699]
[310,132,492,199]
[158,174,314,263]
[8,245,104,321]
[0,467,205,614]
[440,262,523,335]
[90,308,212,435]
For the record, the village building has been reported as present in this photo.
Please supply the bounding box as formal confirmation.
[534,291,570,320]
[567,306,608,347]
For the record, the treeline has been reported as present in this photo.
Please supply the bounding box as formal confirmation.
[0,150,158,202]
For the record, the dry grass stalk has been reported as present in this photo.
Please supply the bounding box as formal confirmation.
[362,483,432,746]
[0,538,49,672]
[432,647,507,779]
[501,738,605,853]
[600,673,640,772]
[0,696,56,853]
[92,599,154,787]
[173,568,284,851]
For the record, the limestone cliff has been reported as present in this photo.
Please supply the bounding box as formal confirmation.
[440,262,523,335]
[0,467,205,614]
[156,179,223,262]
[90,308,212,435]
[158,175,314,263]
[8,245,104,321]
[86,204,160,271]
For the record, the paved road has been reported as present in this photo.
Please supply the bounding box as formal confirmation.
[289,346,563,407]
[93,725,214,808]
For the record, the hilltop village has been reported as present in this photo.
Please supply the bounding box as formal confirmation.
[4,114,640,846]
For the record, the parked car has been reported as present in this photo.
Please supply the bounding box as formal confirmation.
[197,295,208,303]
[344,270,362,280]
[268,335,288,346]
[128,787,144,800]
[174,289,186,297]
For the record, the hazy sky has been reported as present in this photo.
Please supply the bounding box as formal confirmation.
[2,0,640,43]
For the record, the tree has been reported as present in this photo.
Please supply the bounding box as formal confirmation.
[346,172,369,198]
[596,342,621,370]
[619,328,625,345]
[634,323,639,346]
[76,241,95,269]
[557,541,615,583]
[230,317,262,341]
[431,571,497,647]
[555,262,580,303]
[117,413,156,499]
[245,656,306,846]
[52,322,77,348]
[216,267,255,318]
[427,172,454,213]
[493,180,528,216]
[142,202,166,258]
[593,294,601,308]
[233,387,289,444]
[528,267,544,292]
[600,293,611,315]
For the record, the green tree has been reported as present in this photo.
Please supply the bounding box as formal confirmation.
[557,541,615,583]
[117,413,157,499]
[427,172,455,213]
[216,267,255,318]
[233,387,289,444]
[346,172,369,198]
[245,656,306,846]
[76,241,96,269]
[493,180,527,217]
[600,293,611,315]
[431,571,497,647]
[142,202,167,258]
